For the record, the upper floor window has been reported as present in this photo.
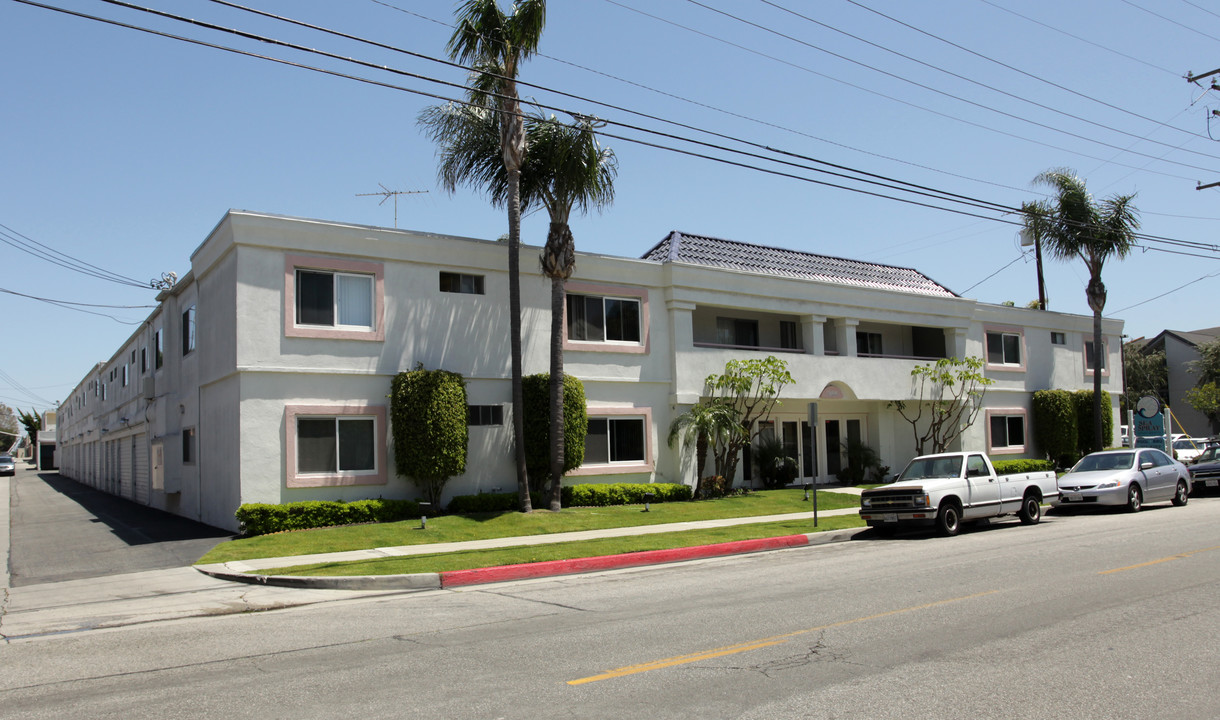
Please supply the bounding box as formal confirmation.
[1085,339,1108,374]
[567,294,641,344]
[780,321,800,350]
[285,256,385,342]
[985,329,1023,368]
[141,347,148,374]
[182,306,196,355]
[182,427,196,465]
[1051,332,1066,345]
[440,271,484,295]
[856,332,883,356]
[155,329,164,370]
[716,317,759,347]
[296,270,372,329]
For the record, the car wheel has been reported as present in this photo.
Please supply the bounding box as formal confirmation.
[1126,484,1143,513]
[936,502,961,537]
[1018,494,1042,525]
[1173,480,1190,507]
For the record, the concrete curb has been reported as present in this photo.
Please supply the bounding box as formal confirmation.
[194,527,864,590]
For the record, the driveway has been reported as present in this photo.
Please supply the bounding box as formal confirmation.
[5,465,232,587]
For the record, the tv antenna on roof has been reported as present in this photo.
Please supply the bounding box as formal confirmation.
[356,184,428,228]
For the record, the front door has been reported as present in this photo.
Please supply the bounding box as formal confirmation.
[825,418,863,481]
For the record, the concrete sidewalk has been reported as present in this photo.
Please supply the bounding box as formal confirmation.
[3,470,865,641]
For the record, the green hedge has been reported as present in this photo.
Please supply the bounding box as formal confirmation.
[235,499,420,537]
[1074,389,1115,455]
[1033,389,1077,467]
[390,365,468,505]
[446,483,692,512]
[522,373,587,492]
[992,458,1055,475]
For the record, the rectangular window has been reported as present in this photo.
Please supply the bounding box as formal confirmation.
[989,414,1026,450]
[439,271,485,295]
[780,321,799,350]
[295,269,374,329]
[1085,340,1107,371]
[122,364,128,387]
[856,332,883,356]
[141,347,148,374]
[155,329,164,370]
[584,416,646,465]
[1051,332,1066,346]
[567,294,641,344]
[467,405,504,426]
[182,427,196,465]
[716,317,760,347]
[986,331,1022,366]
[182,306,196,355]
[297,416,376,473]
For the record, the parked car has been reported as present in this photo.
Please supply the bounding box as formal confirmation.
[0,454,14,476]
[1173,437,1209,463]
[1190,451,1220,494]
[1052,449,1190,512]
[1120,425,1130,447]
[1192,446,1220,466]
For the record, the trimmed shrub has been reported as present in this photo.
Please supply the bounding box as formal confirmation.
[235,498,420,537]
[992,458,1055,475]
[391,364,468,505]
[696,475,731,500]
[1033,389,1077,467]
[447,483,692,511]
[522,373,587,492]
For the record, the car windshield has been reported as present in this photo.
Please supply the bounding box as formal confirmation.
[1074,453,1134,472]
[898,456,963,480]
[1173,439,1199,450]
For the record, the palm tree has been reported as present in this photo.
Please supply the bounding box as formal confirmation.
[521,114,617,510]
[1022,168,1139,452]
[667,400,744,494]
[446,0,546,512]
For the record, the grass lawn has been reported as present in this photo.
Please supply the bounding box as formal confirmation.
[198,488,861,564]
[261,515,868,577]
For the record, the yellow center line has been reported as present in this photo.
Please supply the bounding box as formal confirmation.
[567,590,999,686]
[1099,544,1220,575]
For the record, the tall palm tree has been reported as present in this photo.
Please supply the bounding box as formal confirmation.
[1022,168,1139,452]
[521,114,617,510]
[447,0,546,512]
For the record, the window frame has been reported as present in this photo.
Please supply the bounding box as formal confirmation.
[284,255,385,342]
[1051,331,1066,346]
[285,404,387,487]
[984,326,1026,372]
[467,404,504,426]
[856,331,883,356]
[154,329,164,370]
[182,305,196,356]
[182,426,196,466]
[985,408,1027,455]
[568,406,654,476]
[562,282,649,354]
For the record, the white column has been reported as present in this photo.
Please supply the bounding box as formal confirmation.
[836,318,860,358]
[801,314,826,355]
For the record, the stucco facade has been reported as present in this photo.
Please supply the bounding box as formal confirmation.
[56,211,1123,531]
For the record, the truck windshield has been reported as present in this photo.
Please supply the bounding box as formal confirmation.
[899,456,962,481]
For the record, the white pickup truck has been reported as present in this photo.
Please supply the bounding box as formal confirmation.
[859,452,1059,536]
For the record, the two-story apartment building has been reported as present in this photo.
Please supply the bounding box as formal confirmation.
[56,211,1122,531]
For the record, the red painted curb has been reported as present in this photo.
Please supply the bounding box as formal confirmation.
[439,534,812,588]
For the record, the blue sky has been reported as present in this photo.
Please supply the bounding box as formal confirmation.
[4,0,1220,414]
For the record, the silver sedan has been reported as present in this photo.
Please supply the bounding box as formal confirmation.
[1052,449,1191,512]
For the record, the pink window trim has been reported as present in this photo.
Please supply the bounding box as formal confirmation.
[983,325,1027,373]
[562,281,650,355]
[985,407,1027,456]
[285,404,388,487]
[567,405,655,476]
[1083,339,1111,377]
[284,255,385,341]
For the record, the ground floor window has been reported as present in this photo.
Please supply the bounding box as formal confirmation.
[585,416,645,464]
[987,410,1027,454]
[285,404,387,487]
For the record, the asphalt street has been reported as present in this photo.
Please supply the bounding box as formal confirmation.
[4,484,1219,719]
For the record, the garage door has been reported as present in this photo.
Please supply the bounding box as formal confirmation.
[132,433,149,505]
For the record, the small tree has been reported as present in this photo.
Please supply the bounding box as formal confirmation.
[390,364,468,506]
[890,356,993,455]
[17,408,41,452]
[703,356,794,483]
[1185,383,1220,433]
[668,399,743,487]
[522,373,587,499]
[1186,339,1220,434]
[0,403,18,448]
[1123,343,1167,416]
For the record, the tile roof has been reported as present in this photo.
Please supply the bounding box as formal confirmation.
[640,231,958,298]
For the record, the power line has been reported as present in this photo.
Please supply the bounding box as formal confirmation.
[1112,269,1220,313]
[1118,0,1220,44]
[0,223,150,288]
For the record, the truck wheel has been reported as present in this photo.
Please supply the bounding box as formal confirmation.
[1172,480,1189,507]
[936,502,961,537]
[1018,494,1041,525]
[1126,484,1143,513]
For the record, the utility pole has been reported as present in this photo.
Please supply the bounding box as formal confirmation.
[1187,69,1220,189]
[356,184,428,228]
[1019,228,1047,310]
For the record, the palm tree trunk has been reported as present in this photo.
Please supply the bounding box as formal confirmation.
[1093,309,1104,453]
[548,274,565,511]
[507,167,532,512]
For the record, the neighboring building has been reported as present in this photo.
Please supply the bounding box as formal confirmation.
[36,410,57,471]
[56,212,1123,531]
[1134,327,1220,437]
